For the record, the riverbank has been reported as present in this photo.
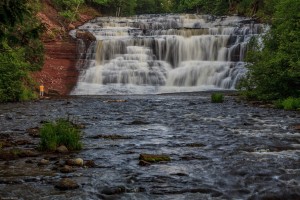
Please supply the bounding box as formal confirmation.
[1,93,299,199]
[32,0,99,96]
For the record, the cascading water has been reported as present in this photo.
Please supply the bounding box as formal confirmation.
[70,14,265,95]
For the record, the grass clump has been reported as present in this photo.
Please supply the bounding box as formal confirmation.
[39,119,82,151]
[276,97,300,110]
[211,93,224,103]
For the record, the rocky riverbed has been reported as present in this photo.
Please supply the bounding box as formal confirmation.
[0,93,299,199]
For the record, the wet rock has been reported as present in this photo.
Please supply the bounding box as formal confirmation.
[55,178,79,190]
[186,143,206,147]
[76,30,96,41]
[66,158,84,166]
[14,140,32,146]
[104,99,127,103]
[139,160,151,166]
[101,186,126,195]
[0,149,39,160]
[18,149,40,158]
[56,145,69,154]
[5,114,13,120]
[90,134,132,140]
[26,127,40,137]
[139,154,171,163]
[291,124,300,131]
[180,155,208,161]
[39,159,50,165]
[126,120,150,125]
[85,160,96,168]
[60,165,76,173]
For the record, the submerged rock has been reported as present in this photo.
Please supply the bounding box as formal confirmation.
[101,186,126,195]
[55,178,79,190]
[139,154,171,163]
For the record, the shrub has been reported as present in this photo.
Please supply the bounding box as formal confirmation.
[39,119,82,151]
[281,97,300,110]
[211,93,224,103]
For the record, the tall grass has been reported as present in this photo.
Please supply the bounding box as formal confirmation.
[39,119,82,151]
[211,93,224,103]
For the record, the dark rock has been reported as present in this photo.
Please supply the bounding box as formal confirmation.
[126,120,150,125]
[18,149,40,158]
[139,160,151,166]
[55,178,79,190]
[85,160,96,168]
[90,134,132,140]
[26,127,40,137]
[101,186,126,195]
[139,154,171,163]
[5,114,13,120]
[60,165,76,173]
[76,30,96,41]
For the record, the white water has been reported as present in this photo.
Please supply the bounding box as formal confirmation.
[71,14,265,95]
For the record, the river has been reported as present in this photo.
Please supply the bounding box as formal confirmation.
[0,93,299,199]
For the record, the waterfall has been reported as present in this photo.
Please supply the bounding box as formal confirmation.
[70,14,265,95]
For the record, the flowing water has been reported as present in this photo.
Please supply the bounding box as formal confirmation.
[70,14,265,95]
[0,94,299,199]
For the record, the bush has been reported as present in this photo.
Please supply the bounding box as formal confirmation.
[280,97,300,110]
[211,93,224,103]
[39,119,82,151]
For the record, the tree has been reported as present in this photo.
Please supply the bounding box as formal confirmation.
[239,0,300,100]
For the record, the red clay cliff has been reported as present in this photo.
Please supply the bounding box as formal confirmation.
[32,1,97,96]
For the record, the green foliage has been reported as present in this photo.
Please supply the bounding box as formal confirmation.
[53,0,85,22]
[239,0,300,101]
[39,119,83,151]
[276,98,300,110]
[0,0,44,103]
[211,93,224,103]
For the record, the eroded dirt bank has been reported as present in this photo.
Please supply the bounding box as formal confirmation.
[32,0,96,95]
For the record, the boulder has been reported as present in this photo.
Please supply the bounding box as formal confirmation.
[39,159,50,165]
[60,165,76,173]
[76,30,96,41]
[66,158,84,166]
[26,127,40,137]
[56,145,69,154]
[68,24,75,30]
[85,160,96,168]
[55,178,79,190]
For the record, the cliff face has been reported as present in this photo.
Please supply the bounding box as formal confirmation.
[32,0,96,96]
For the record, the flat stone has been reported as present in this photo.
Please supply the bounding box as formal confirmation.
[55,178,79,190]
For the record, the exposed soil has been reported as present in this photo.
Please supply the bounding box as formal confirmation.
[32,0,97,96]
